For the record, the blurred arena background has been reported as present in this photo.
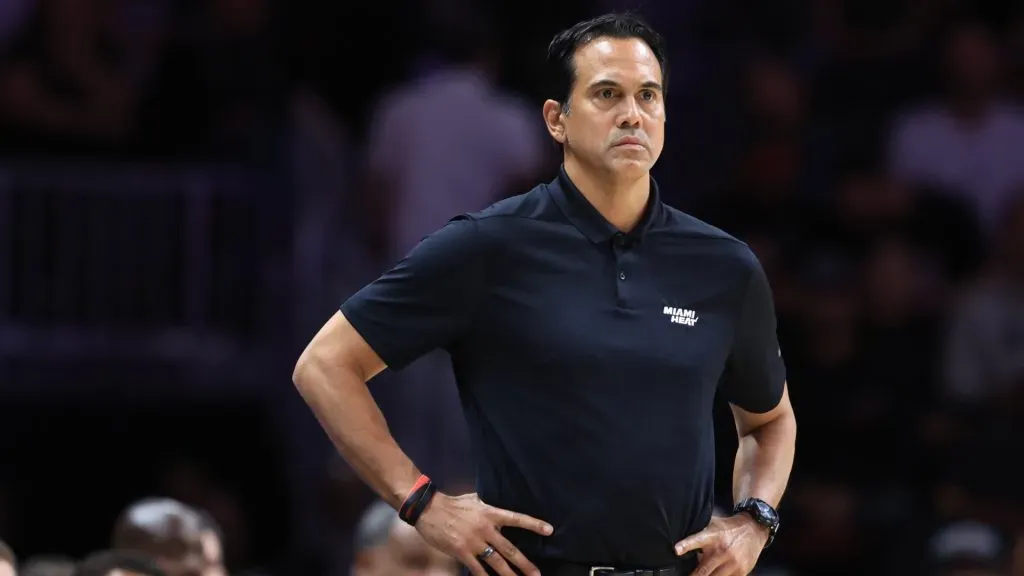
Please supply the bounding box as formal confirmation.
[1,0,1023,574]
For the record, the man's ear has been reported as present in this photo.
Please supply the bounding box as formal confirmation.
[542,100,567,144]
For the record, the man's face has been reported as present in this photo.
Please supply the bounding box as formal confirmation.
[356,523,459,576]
[546,36,665,182]
[0,559,13,576]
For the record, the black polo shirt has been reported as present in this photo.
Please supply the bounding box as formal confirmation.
[340,166,786,567]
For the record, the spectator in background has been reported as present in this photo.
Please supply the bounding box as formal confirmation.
[110,498,210,576]
[72,550,166,576]
[0,540,15,576]
[929,521,1010,576]
[0,0,140,156]
[944,191,1024,407]
[363,1,548,261]
[351,501,459,576]
[19,556,75,576]
[358,0,548,491]
[889,21,1024,229]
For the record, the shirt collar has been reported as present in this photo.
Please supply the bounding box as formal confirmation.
[548,164,664,244]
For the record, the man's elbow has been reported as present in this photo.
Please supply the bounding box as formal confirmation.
[292,347,317,391]
[293,339,336,393]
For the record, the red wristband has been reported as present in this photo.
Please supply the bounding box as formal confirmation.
[399,474,436,526]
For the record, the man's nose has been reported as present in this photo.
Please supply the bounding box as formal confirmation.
[617,97,642,127]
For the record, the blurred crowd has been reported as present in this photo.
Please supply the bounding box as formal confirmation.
[0,496,460,576]
[3,0,1024,575]
[0,0,282,161]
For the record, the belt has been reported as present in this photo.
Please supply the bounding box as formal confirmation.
[537,556,697,576]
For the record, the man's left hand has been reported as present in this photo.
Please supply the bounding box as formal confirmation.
[673,514,768,576]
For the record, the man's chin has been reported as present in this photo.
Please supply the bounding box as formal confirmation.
[605,156,653,178]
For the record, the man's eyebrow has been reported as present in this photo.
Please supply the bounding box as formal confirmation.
[587,79,663,91]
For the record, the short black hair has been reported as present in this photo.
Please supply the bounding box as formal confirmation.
[545,12,668,109]
[73,550,166,576]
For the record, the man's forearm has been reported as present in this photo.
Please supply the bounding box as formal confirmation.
[732,411,796,508]
[293,358,420,509]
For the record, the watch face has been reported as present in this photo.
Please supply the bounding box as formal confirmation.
[755,501,778,524]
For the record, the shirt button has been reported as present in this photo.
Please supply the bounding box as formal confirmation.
[619,271,626,280]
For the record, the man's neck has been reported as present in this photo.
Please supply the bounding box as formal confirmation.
[564,158,651,232]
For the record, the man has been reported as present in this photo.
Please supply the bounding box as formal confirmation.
[352,500,460,576]
[0,540,15,576]
[73,550,166,576]
[294,12,797,576]
[110,498,210,576]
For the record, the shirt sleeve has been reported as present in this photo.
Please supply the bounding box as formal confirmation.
[340,215,485,371]
[719,253,787,413]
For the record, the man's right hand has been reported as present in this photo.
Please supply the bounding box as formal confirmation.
[415,492,553,576]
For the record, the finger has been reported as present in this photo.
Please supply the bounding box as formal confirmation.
[460,556,489,576]
[675,529,714,556]
[486,527,540,576]
[483,548,518,576]
[688,552,727,576]
[487,506,554,536]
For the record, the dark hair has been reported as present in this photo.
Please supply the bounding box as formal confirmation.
[0,539,15,567]
[74,550,166,576]
[545,12,668,110]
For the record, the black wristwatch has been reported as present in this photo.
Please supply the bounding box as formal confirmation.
[733,498,780,548]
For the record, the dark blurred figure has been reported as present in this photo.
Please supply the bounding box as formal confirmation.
[111,498,210,576]
[362,0,546,261]
[944,190,1024,411]
[142,0,281,159]
[73,550,166,576]
[0,0,142,156]
[698,55,816,247]
[814,166,983,284]
[929,521,1011,576]
[350,501,459,576]
[20,555,75,576]
[941,191,1024,530]
[0,540,15,576]
[890,21,1024,229]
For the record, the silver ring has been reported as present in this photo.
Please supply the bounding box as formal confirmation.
[477,546,496,561]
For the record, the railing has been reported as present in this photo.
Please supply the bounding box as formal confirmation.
[0,160,277,373]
